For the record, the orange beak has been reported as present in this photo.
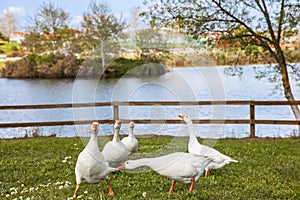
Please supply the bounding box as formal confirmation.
[178,114,185,119]
[118,163,125,169]
[92,124,97,129]
[92,122,98,130]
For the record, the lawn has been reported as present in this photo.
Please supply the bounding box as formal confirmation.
[0,41,20,55]
[0,136,299,199]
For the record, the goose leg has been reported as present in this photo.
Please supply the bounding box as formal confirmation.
[205,169,210,177]
[168,180,176,194]
[189,178,195,192]
[73,184,80,198]
[106,179,114,195]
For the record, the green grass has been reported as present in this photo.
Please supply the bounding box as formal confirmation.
[0,41,20,55]
[0,136,299,199]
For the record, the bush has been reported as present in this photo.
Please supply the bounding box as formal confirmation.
[2,57,36,78]
[50,54,80,78]
[105,57,166,78]
[0,53,82,78]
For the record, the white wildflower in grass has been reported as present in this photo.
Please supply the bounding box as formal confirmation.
[29,187,34,192]
[142,192,147,197]
[73,144,80,150]
[64,181,72,188]
[21,184,24,187]
[6,194,9,198]
[77,195,83,199]
[21,188,28,194]
[62,156,72,163]
[55,180,72,189]
[84,190,88,194]
[55,181,63,185]
[10,187,18,195]
[65,181,71,185]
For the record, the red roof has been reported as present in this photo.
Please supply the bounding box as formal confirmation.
[13,31,29,35]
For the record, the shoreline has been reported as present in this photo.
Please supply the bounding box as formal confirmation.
[1,50,299,79]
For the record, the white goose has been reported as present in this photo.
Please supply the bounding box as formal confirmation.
[73,122,116,198]
[118,152,212,194]
[102,120,128,168]
[179,114,238,177]
[121,121,139,156]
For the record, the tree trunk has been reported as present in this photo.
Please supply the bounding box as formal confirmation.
[278,53,300,134]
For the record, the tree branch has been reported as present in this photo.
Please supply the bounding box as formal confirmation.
[255,0,278,46]
[211,0,277,58]
[240,0,260,12]
[277,0,285,42]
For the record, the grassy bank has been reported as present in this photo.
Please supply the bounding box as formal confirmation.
[0,136,299,199]
[0,41,21,57]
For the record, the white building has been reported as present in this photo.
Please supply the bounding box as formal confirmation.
[9,32,29,44]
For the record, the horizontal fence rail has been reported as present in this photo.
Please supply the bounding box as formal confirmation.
[0,101,300,138]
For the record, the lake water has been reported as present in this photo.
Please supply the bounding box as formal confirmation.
[0,65,299,139]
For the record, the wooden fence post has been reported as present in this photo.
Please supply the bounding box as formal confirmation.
[113,104,119,120]
[250,101,255,138]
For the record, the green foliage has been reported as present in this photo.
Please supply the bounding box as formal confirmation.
[26,53,54,67]
[0,136,299,199]
[109,57,145,75]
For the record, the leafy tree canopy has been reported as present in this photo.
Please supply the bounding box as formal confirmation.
[28,1,70,34]
[81,1,126,49]
[23,1,82,55]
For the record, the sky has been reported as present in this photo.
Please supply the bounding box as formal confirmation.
[0,0,144,31]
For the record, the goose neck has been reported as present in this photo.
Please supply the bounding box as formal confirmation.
[129,158,151,169]
[128,128,134,136]
[112,128,120,142]
[187,122,197,139]
[87,132,98,146]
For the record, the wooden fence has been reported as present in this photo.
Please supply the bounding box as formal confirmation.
[0,101,300,138]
